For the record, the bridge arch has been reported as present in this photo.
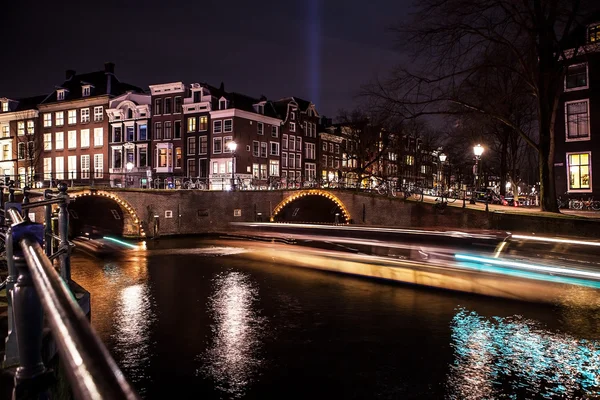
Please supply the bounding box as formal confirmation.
[271,190,351,224]
[69,190,146,238]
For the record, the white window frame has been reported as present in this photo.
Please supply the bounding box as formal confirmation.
[270,141,280,156]
[81,108,90,123]
[44,158,52,180]
[68,130,77,149]
[68,156,77,180]
[564,63,589,92]
[55,157,64,180]
[43,113,52,127]
[290,122,296,132]
[565,99,591,142]
[223,119,233,133]
[68,109,77,125]
[44,133,52,151]
[94,154,103,178]
[80,129,90,148]
[55,111,64,126]
[257,122,264,135]
[94,128,103,147]
[566,151,592,193]
[213,120,222,134]
[55,132,64,150]
[81,155,90,179]
[94,106,104,122]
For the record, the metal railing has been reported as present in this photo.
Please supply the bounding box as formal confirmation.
[2,181,140,399]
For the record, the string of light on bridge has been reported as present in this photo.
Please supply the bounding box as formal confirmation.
[70,190,146,237]
[271,190,351,224]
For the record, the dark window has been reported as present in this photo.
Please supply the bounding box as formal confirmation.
[164,98,172,114]
[113,127,122,142]
[154,98,162,115]
[193,91,201,103]
[174,120,181,139]
[174,96,182,113]
[199,158,208,177]
[155,122,162,140]
[566,64,587,89]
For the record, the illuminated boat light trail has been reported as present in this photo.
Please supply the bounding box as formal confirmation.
[103,236,140,249]
[512,234,600,247]
[454,254,600,289]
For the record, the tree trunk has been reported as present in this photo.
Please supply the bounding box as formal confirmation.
[538,95,559,212]
[500,129,509,196]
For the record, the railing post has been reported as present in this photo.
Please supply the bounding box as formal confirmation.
[0,185,4,225]
[3,225,19,367]
[44,189,53,259]
[57,182,71,283]
[11,221,47,393]
[9,180,15,203]
[22,186,30,221]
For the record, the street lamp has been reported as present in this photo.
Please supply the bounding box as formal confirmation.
[227,141,237,191]
[473,144,484,191]
[439,153,447,200]
[126,162,134,188]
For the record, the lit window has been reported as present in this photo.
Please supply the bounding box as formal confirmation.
[199,116,207,131]
[68,156,77,179]
[94,106,103,122]
[55,132,64,150]
[187,117,196,132]
[55,112,64,126]
[566,100,590,140]
[44,133,52,150]
[158,148,168,167]
[94,154,103,178]
[1,125,9,138]
[17,121,25,136]
[55,157,64,179]
[68,131,77,149]
[44,158,52,180]
[80,129,90,148]
[269,159,279,176]
[567,152,591,190]
[589,23,600,43]
[26,120,34,134]
[68,110,77,124]
[43,113,52,127]
[1,102,7,112]
[81,108,90,123]
[94,128,103,146]
[81,155,90,179]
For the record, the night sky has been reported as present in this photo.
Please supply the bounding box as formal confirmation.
[2,0,411,118]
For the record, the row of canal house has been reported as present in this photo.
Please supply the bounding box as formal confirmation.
[147,81,320,189]
[0,64,322,190]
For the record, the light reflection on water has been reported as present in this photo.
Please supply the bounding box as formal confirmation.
[198,270,266,398]
[448,308,600,399]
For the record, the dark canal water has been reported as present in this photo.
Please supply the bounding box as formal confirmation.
[71,237,600,399]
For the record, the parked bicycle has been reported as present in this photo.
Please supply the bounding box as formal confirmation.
[182,177,207,190]
[376,181,397,197]
[570,197,600,211]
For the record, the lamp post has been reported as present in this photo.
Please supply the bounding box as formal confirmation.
[227,141,237,191]
[126,162,134,188]
[473,144,484,191]
[439,153,447,202]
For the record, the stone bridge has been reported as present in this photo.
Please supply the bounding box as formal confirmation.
[63,188,600,239]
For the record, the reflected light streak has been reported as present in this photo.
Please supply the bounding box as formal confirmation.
[199,271,265,398]
[113,284,155,386]
[512,234,600,247]
[448,308,600,399]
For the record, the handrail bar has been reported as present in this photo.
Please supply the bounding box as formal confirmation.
[21,197,65,210]
[7,207,24,225]
[19,236,140,400]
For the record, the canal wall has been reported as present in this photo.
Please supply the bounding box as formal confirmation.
[83,189,600,239]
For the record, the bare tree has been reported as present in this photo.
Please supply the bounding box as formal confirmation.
[336,108,393,187]
[363,0,595,212]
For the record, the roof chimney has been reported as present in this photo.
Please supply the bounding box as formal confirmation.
[65,69,76,80]
[104,62,115,74]
[219,82,225,92]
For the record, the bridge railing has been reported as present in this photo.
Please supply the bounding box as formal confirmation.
[1,181,140,399]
